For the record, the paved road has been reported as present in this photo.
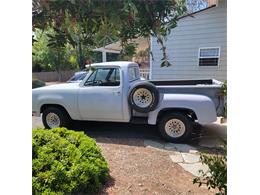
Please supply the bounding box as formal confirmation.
[32,116,226,148]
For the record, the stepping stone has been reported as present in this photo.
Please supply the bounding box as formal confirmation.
[165,143,197,153]
[178,162,209,177]
[169,152,183,163]
[189,149,199,154]
[181,153,200,163]
[144,139,164,149]
[164,143,178,151]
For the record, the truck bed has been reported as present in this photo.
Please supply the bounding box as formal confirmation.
[150,79,215,86]
[150,79,225,116]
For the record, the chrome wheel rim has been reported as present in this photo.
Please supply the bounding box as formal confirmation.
[46,113,60,128]
[165,119,185,138]
[133,88,153,108]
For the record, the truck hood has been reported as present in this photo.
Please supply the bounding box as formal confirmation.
[33,82,80,91]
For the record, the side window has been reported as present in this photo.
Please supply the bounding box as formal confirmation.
[108,68,120,83]
[128,67,139,82]
[84,68,120,86]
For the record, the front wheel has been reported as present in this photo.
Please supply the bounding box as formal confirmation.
[42,107,70,129]
[158,112,193,142]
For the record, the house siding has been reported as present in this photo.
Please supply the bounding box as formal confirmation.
[151,0,227,81]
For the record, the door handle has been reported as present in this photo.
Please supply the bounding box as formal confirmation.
[113,91,120,95]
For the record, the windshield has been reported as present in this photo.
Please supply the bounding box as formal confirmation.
[69,72,88,81]
[84,67,120,86]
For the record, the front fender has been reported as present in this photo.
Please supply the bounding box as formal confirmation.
[33,94,79,119]
[148,94,217,125]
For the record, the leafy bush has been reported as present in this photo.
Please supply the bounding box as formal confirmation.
[33,29,80,72]
[193,140,227,195]
[32,79,46,89]
[221,81,227,118]
[221,81,227,95]
[32,128,109,195]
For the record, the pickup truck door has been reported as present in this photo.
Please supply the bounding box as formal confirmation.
[78,67,124,121]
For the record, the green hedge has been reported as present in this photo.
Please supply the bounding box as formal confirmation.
[32,128,109,195]
[32,79,46,89]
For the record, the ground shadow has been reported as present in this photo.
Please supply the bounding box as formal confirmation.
[32,116,226,151]
[71,120,161,140]
[69,120,203,147]
[96,175,116,195]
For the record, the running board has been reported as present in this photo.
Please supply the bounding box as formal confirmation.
[130,117,148,124]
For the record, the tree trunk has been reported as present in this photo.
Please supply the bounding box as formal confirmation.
[57,70,62,82]
[57,50,62,82]
[78,42,85,70]
[76,35,85,70]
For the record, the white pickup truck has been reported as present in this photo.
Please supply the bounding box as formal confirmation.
[32,61,224,142]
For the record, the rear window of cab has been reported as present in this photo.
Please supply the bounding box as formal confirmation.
[128,66,140,82]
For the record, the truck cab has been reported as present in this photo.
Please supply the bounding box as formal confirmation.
[77,62,139,122]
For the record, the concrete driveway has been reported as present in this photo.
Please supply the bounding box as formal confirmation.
[32,116,226,148]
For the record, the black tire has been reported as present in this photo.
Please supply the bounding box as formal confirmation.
[128,81,159,113]
[158,112,193,142]
[42,107,71,129]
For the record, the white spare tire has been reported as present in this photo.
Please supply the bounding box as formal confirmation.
[128,81,159,113]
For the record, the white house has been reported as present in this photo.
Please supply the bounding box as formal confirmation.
[93,37,148,63]
[150,0,227,81]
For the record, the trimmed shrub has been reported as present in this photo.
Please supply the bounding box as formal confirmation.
[32,128,109,195]
[32,79,46,89]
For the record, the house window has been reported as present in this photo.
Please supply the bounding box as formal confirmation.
[199,47,220,66]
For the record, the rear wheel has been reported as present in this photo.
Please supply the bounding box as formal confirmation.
[158,112,193,142]
[42,107,70,129]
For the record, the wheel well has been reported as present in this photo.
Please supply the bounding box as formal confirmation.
[40,104,71,118]
[157,108,197,121]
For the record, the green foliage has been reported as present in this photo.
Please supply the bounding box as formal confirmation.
[193,140,227,195]
[32,0,187,67]
[32,79,45,89]
[46,28,68,49]
[221,81,227,96]
[221,81,227,118]
[32,29,80,72]
[160,59,172,67]
[119,42,137,60]
[32,128,109,194]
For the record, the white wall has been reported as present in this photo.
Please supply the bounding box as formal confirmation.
[151,0,226,81]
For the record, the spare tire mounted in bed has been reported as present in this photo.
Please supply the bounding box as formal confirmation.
[128,82,159,113]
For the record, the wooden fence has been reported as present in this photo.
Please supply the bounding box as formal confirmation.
[32,70,76,82]
[33,68,150,82]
